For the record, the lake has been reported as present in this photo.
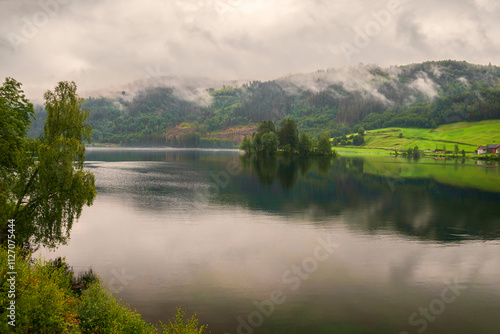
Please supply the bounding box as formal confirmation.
[38,148,500,334]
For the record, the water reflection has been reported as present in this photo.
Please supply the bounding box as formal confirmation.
[84,149,500,243]
[240,156,335,189]
[224,155,500,242]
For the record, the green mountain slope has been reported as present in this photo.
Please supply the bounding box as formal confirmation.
[27,60,500,146]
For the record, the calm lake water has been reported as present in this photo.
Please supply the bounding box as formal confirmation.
[39,148,500,334]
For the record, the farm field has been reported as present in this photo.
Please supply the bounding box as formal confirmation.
[345,120,500,152]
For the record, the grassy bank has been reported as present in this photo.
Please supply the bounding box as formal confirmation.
[0,247,209,333]
[336,148,394,156]
[334,120,500,158]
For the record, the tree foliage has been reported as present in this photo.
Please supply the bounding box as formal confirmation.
[0,78,35,229]
[352,134,365,146]
[278,119,299,153]
[257,120,276,136]
[0,78,34,170]
[1,80,96,249]
[160,307,209,334]
[317,134,333,156]
[298,132,312,155]
[243,120,335,157]
[263,132,278,155]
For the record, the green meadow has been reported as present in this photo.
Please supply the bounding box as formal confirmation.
[335,148,394,156]
[357,120,500,152]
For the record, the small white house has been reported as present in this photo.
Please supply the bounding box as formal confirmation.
[477,146,487,154]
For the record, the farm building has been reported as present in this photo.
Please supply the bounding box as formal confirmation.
[477,144,500,154]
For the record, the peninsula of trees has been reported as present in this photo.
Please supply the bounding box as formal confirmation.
[240,119,336,156]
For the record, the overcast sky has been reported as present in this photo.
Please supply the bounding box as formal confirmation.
[1,0,499,102]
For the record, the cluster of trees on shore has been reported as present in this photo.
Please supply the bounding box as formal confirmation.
[400,146,422,159]
[394,144,467,159]
[239,119,336,156]
[331,127,366,146]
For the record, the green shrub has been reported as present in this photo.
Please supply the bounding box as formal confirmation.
[78,281,156,333]
[160,307,210,334]
[0,248,80,333]
[50,257,98,297]
[0,247,209,333]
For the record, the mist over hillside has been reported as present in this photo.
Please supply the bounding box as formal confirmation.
[28,60,500,146]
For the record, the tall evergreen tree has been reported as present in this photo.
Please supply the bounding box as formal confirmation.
[298,133,312,155]
[257,120,276,136]
[239,135,252,155]
[278,119,299,153]
[267,132,278,154]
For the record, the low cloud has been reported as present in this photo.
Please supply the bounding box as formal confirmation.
[408,71,439,98]
[0,0,499,102]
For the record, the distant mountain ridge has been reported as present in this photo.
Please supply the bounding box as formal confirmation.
[28,60,500,146]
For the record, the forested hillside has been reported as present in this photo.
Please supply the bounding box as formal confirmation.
[28,60,500,146]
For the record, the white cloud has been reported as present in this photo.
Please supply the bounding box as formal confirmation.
[408,71,438,98]
[471,0,499,11]
[0,0,499,102]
